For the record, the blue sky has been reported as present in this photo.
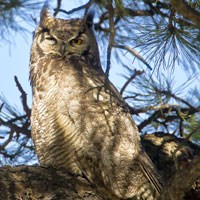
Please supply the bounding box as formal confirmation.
[0,32,32,107]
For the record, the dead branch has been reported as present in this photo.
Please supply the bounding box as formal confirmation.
[0,117,30,137]
[105,0,115,79]
[0,130,14,151]
[113,44,152,70]
[55,0,93,15]
[160,156,200,200]
[0,165,103,200]
[120,69,144,95]
[53,0,62,16]
[14,76,31,118]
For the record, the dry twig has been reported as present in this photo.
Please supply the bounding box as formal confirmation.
[113,44,152,70]
[14,76,31,119]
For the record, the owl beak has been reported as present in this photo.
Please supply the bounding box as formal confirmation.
[60,42,66,56]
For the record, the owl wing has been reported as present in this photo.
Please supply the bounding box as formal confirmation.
[82,68,163,199]
[56,61,162,199]
[99,112,162,199]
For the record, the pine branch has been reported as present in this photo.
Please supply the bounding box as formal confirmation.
[170,0,200,28]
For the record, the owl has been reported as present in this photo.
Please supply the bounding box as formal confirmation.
[30,3,162,200]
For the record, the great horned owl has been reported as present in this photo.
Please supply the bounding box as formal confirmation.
[30,4,162,200]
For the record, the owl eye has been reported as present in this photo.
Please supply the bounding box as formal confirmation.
[45,36,55,40]
[42,31,57,44]
[70,38,83,46]
[45,36,57,43]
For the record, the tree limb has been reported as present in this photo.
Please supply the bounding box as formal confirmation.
[160,156,200,200]
[0,165,103,200]
[1,133,200,199]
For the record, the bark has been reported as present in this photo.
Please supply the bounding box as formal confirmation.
[0,165,103,200]
[0,133,200,200]
[142,133,200,200]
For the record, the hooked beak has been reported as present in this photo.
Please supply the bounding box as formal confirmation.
[60,42,66,56]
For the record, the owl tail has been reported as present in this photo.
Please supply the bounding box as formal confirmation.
[136,151,163,200]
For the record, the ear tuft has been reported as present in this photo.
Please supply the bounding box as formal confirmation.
[40,0,53,28]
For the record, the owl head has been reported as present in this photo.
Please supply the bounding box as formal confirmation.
[31,4,100,63]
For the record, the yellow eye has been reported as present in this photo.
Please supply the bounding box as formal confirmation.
[71,38,83,45]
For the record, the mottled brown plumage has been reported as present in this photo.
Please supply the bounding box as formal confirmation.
[30,4,162,199]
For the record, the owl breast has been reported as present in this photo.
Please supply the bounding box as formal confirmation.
[31,56,141,195]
